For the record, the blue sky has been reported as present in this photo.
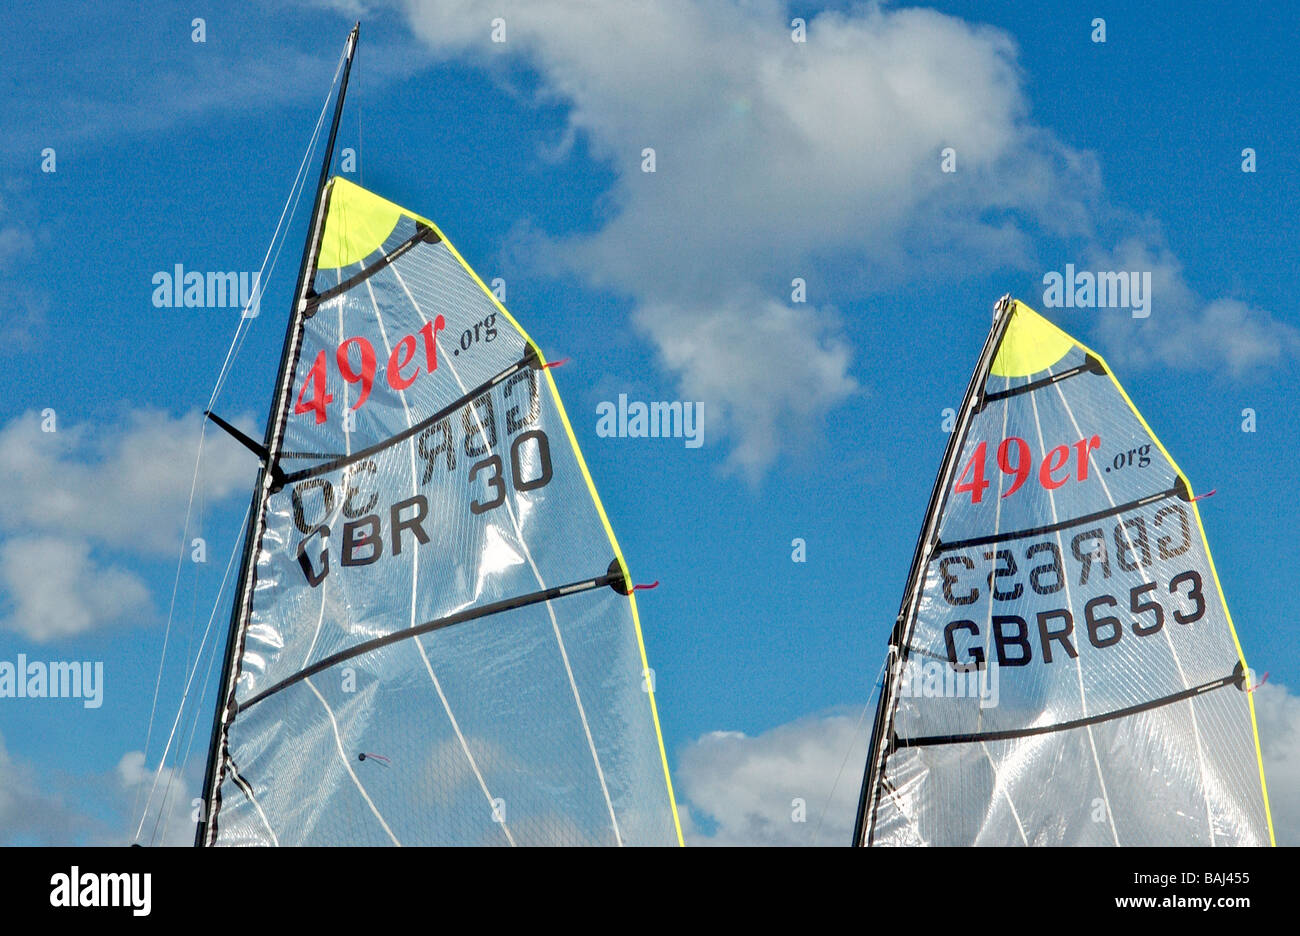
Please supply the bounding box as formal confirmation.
[1,0,1296,845]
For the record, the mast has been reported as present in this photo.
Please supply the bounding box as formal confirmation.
[851,294,1013,846]
[195,22,360,847]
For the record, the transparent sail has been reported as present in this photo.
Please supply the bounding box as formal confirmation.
[204,178,681,846]
[859,299,1273,847]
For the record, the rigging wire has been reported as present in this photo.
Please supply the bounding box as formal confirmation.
[810,658,885,846]
[137,502,250,845]
[131,46,348,844]
[207,47,346,413]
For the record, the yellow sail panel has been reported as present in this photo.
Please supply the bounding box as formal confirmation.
[989,302,1075,378]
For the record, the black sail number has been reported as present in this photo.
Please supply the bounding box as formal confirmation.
[511,430,553,492]
[940,556,978,607]
[468,429,555,514]
[988,548,1023,602]
[1169,570,1206,624]
[1129,580,1165,636]
[469,455,506,515]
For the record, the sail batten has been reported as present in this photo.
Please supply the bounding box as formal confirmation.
[897,670,1241,748]
[856,297,1274,847]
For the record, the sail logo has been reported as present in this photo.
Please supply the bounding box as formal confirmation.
[595,395,703,449]
[151,265,261,317]
[0,655,103,709]
[1041,265,1151,318]
[897,658,999,708]
[49,867,150,917]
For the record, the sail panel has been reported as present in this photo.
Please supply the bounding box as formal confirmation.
[209,178,681,846]
[866,300,1273,846]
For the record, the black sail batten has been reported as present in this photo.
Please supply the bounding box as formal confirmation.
[974,353,1104,412]
[302,222,440,313]
[195,22,361,848]
[278,351,537,485]
[895,672,1239,748]
[931,485,1181,554]
[852,295,1015,847]
[237,569,623,713]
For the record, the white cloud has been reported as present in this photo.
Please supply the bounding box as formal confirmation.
[5,14,432,158]
[1088,237,1300,377]
[0,409,253,557]
[1253,682,1300,846]
[637,291,858,478]
[0,536,152,641]
[0,733,198,846]
[0,184,47,349]
[0,224,33,263]
[394,0,1294,473]
[118,750,199,847]
[676,711,870,846]
[0,408,254,640]
[399,0,1103,475]
[0,730,85,845]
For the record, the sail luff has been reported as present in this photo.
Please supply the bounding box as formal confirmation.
[854,295,1015,846]
[195,24,360,847]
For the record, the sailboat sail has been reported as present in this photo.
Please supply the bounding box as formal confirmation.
[199,175,681,846]
[855,297,1273,846]
[194,30,680,845]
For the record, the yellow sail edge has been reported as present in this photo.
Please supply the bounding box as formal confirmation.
[1009,299,1275,846]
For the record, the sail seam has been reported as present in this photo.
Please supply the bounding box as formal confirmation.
[364,275,518,847]
[1028,385,1119,844]
[280,266,400,847]
[1050,368,1218,844]
[304,676,402,845]
[895,673,1237,747]
[389,262,624,846]
[976,375,1029,844]
[418,214,685,843]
